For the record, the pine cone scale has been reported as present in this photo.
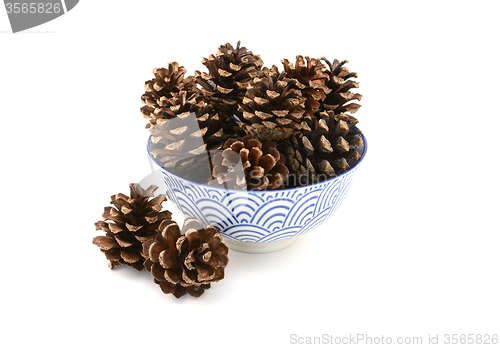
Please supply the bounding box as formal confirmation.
[165,267,182,283]
[120,251,141,263]
[151,262,167,281]
[105,249,121,261]
[92,236,119,250]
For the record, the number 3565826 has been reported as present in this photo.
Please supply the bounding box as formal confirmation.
[5,3,62,14]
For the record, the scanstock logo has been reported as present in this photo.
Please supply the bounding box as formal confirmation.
[3,0,79,32]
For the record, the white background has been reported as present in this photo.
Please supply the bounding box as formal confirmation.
[1,1,499,347]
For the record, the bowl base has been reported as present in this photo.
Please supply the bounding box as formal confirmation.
[223,237,298,253]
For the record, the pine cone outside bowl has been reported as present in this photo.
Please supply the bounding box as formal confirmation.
[147,130,367,253]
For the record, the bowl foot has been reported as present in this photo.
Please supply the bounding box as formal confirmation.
[223,237,298,253]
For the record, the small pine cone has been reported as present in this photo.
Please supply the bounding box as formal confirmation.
[284,111,363,185]
[281,56,331,118]
[211,135,289,190]
[195,41,263,119]
[143,217,229,298]
[237,66,307,142]
[93,183,172,271]
[140,62,198,122]
[321,58,362,115]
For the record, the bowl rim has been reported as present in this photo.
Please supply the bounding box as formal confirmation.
[146,130,367,193]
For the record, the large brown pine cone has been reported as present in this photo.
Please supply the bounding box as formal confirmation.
[321,58,362,115]
[144,89,205,129]
[195,41,263,120]
[237,66,307,142]
[281,56,331,119]
[147,93,230,183]
[211,135,288,190]
[140,62,197,122]
[93,183,172,271]
[148,90,228,149]
[143,217,229,298]
[283,111,363,186]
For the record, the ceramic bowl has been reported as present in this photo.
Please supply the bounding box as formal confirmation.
[147,133,367,253]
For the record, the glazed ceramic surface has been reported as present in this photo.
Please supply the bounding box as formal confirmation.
[148,133,367,252]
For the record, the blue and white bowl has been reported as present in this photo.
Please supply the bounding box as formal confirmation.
[147,133,367,253]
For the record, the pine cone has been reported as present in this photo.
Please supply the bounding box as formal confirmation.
[281,136,319,187]
[195,41,263,120]
[211,135,289,190]
[237,66,307,142]
[281,56,331,118]
[148,94,230,183]
[144,84,204,129]
[284,111,363,186]
[140,62,197,122]
[143,217,229,298]
[148,117,211,183]
[321,58,362,115]
[149,90,231,144]
[93,183,171,271]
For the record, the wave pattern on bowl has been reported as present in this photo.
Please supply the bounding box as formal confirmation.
[161,168,358,243]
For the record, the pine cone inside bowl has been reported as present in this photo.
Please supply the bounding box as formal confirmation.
[143,217,229,298]
[321,58,362,116]
[237,66,307,142]
[281,56,331,118]
[140,62,197,122]
[195,41,263,120]
[147,91,232,183]
[211,135,288,190]
[283,110,363,186]
[145,88,204,129]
